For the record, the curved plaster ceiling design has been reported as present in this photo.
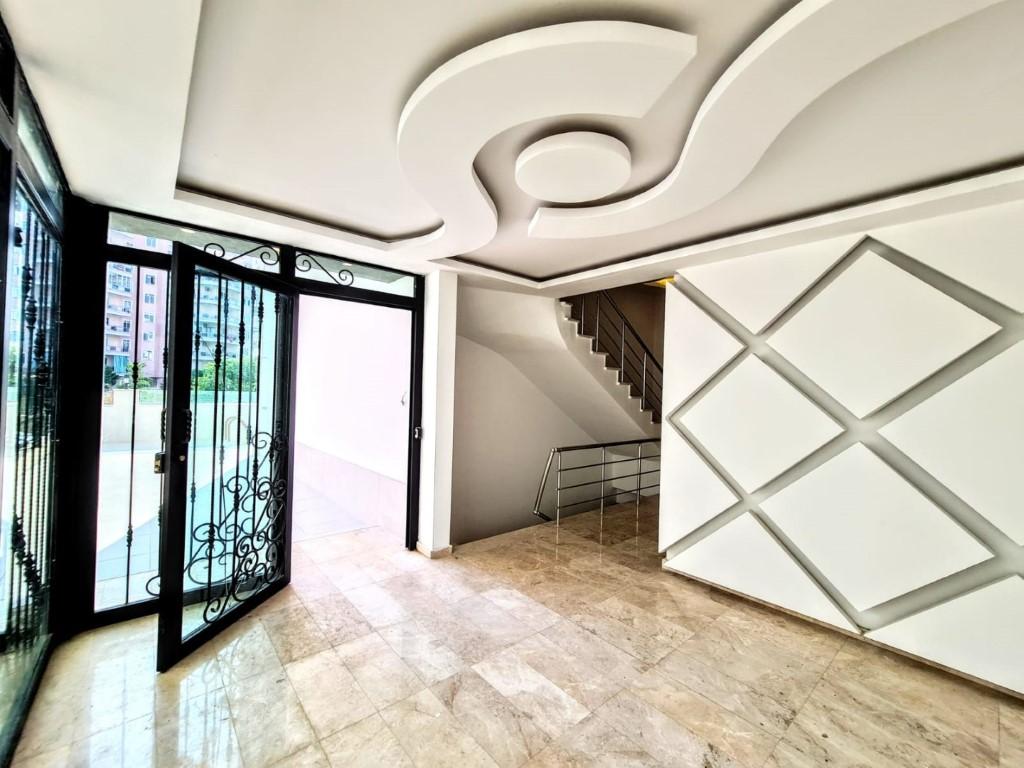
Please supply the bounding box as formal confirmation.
[394,20,697,260]
[526,0,1005,242]
[514,131,631,204]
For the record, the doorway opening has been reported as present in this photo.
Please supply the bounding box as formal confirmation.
[293,295,411,550]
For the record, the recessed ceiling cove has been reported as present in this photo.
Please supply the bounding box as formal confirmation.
[13,0,1021,286]
[515,132,631,204]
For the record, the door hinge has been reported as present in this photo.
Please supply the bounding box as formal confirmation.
[413,426,423,440]
[153,451,166,474]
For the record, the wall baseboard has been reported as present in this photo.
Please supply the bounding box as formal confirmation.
[416,542,452,559]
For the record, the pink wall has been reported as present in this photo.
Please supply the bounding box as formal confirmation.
[294,295,412,481]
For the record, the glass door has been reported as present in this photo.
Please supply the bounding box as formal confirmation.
[157,244,295,671]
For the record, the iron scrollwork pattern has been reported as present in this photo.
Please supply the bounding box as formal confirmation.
[2,187,60,651]
[183,429,287,625]
[204,242,280,269]
[295,251,355,287]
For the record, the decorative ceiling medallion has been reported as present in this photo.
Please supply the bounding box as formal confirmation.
[395,21,696,259]
[528,0,1002,241]
[514,131,631,204]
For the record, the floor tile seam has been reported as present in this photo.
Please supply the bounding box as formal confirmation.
[215,683,263,768]
[661,644,795,729]
[372,708,419,768]
[640,659,785,745]
[438,677,549,768]
[472,626,596,726]
[625,668,776,768]
[760,636,851,767]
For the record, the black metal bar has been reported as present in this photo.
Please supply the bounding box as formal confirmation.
[405,274,425,550]
[554,438,660,453]
[555,468,661,492]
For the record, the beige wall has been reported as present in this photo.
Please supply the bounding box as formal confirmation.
[606,284,666,361]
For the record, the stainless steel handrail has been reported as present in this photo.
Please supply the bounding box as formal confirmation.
[532,437,660,524]
[568,291,664,421]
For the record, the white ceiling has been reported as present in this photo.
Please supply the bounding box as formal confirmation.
[3,0,1023,290]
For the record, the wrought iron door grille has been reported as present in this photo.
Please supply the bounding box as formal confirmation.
[181,270,288,637]
[1,185,61,652]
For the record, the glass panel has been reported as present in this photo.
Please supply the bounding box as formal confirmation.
[0,187,60,735]
[295,251,415,297]
[107,212,280,274]
[94,263,170,610]
[16,78,62,222]
[181,269,289,639]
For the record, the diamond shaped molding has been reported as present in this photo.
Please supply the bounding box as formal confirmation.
[768,251,1000,417]
[761,444,991,611]
[679,355,843,492]
[658,428,738,552]
[663,285,743,408]
[881,341,1024,545]
[665,513,856,631]
[868,577,1024,694]
[678,236,858,333]
[872,199,1024,312]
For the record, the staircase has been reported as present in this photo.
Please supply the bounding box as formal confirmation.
[561,291,663,424]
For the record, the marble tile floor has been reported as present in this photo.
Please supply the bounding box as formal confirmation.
[11,499,1024,767]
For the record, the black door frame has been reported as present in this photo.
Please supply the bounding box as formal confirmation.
[53,200,425,643]
[157,243,297,671]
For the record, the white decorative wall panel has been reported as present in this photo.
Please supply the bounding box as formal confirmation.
[679,355,843,492]
[662,286,743,407]
[678,236,858,333]
[659,197,1024,694]
[664,513,856,631]
[760,444,991,611]
[658,428,738,552]
[881,341,1024,545]
[872,199,1024,312]
[868,577,1024,694]
[767,252,999,417]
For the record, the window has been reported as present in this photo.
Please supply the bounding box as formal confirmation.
[121,320,130,333]
[142,332,153,342]
[144,274,156,285]
[121,300,131,312]
[121,339,130,352]
[143,313,155,323]
[108,273,131,292]
[144,293,155,305]
[107,212,279,273]
[142,350,153,362]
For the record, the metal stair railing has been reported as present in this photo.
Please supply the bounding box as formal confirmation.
[533,438,661,524]
[564,291,663,423]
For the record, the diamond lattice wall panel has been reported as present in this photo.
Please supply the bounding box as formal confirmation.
[768,252,1000,417]
[663,285,744,408]
[665,513,856,631]
[868,577,1024,695]
[658,428,738,552]
[761,444,991,611]
[679,356,843,492]
[880,341,1024,545]
[872,199,1024,312]
[678,236,859,333]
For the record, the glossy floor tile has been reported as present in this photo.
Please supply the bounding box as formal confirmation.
[13,499,1021,767]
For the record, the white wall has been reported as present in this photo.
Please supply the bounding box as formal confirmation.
[418,270,458,556]
[659,197,1024,695]
[450,284,661,544]
[451,337,597,543]
[295,295,411,481]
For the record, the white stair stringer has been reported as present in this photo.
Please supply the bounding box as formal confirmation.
[457,286,659,441]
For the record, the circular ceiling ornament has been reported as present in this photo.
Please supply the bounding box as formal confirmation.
[515,131,631,204]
